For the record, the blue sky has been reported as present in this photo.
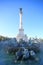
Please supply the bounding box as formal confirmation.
[0,0,43,38]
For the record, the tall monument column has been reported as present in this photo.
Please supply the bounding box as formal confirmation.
[19,8,24,35]
[16,8,28,42]
[19,8,23,29]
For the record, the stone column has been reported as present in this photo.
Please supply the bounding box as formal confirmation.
[19,8,23,29]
